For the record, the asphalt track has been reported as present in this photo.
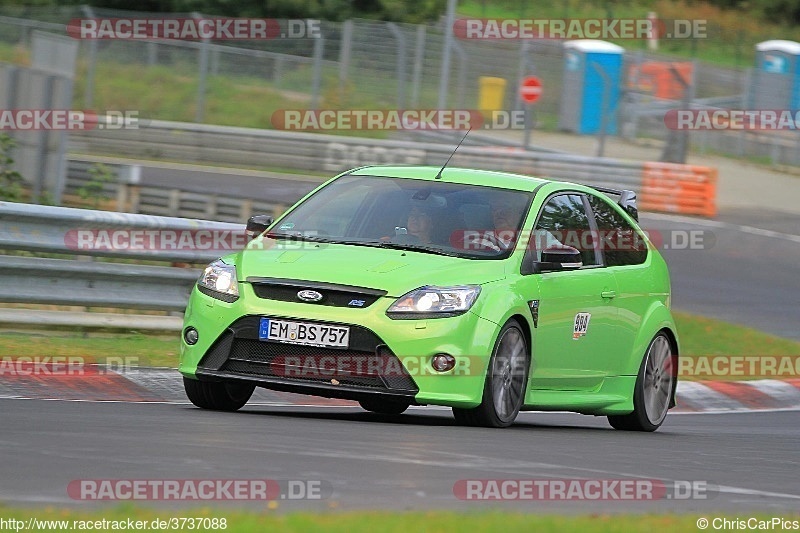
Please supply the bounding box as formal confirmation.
[1,399,799,512]
[640,211,800,341]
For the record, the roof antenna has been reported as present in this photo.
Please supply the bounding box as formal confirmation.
[435,128,471,179]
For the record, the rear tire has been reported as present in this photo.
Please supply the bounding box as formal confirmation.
[608,333,675,432]
[453,320,529,428]
[358,398,409,415]
[183,377,255,412]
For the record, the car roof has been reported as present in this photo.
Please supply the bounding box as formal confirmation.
[347,165,553,192]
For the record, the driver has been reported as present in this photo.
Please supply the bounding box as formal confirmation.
[406,204,434,244]
[487,196,528,250]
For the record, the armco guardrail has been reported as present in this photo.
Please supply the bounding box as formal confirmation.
[0,202,242,330]
[63,156,324,223]
[68,120,718,215]
[69,120,644,190]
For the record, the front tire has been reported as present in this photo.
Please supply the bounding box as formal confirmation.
[608,333,675,432]
[184,377,255,412]
[358,398,409,415]
[453,320,529,428]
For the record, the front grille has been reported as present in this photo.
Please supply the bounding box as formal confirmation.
[247,277,386,309]
[197,316,418,393]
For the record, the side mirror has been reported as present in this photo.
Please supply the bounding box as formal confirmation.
[245,215,274,241]
[533,245,583,273]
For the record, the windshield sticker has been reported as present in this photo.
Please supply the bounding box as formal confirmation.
[573,312,591,339]
[279,222,295,230]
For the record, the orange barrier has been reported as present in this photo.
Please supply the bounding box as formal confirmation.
[639,162,718,217]
[628,62,694,100]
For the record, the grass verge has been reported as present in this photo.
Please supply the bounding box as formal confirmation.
[0,506,796,533]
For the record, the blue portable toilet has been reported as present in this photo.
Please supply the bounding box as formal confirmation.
[749,40,800,109]
[559,40,624,135]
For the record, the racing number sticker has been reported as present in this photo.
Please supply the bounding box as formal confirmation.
[573,312,591,339]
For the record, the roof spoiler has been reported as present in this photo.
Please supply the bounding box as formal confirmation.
[587,185,639,222]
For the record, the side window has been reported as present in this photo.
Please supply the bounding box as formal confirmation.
[534,194,599,267]
[587,195,648,266]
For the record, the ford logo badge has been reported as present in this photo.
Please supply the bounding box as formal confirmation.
[297,289,323,302]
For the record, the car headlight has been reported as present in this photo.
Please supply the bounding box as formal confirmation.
[197,259,239,302]
[386,285,481,319]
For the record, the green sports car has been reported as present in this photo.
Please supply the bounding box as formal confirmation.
[179,166,678,431]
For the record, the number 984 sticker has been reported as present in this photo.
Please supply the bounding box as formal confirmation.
[573,312,591,340]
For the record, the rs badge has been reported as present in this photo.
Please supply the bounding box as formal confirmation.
[573,312,591,339]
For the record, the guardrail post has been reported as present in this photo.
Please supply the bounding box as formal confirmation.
[123,164,142,213]
[205,196,218,219]
[116,178,128,212]
[168,189,181,216]
[240,199,253,222]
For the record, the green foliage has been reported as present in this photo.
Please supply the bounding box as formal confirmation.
[0,133,25,202]
[37,0,446,23]
[78,162,116,208]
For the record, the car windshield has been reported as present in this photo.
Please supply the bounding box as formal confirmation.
[271,175,533,259]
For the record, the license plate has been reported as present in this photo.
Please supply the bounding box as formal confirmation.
[259,318,350,349]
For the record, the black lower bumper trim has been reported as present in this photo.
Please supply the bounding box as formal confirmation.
[196,315,420,397]
[195,369,418,404]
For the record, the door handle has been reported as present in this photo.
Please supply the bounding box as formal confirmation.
[601,290,616,299]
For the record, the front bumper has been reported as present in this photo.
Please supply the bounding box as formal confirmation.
[180,283,500,408]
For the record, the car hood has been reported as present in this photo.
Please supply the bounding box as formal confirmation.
[235,240,508,297]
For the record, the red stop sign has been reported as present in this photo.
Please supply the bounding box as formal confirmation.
[520,76,542,104]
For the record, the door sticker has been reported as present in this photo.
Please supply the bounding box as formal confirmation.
[573,312,591,339]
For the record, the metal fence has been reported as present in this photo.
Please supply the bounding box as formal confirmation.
[0,10,746,126]
[3,9,800,167]
[0,201,241,329]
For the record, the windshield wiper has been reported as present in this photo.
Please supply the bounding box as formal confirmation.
[377,241,460,257]
[265,233,387,248]
[264,232,334,243]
